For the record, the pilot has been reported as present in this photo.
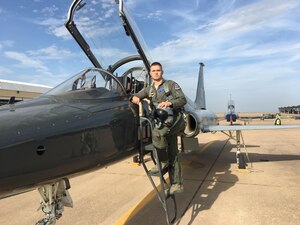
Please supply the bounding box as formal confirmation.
[131,62,187,195]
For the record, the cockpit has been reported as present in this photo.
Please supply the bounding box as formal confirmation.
[47,0,152,99]
[44,68,126,99]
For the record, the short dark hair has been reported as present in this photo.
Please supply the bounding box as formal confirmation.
[150,62,162,69]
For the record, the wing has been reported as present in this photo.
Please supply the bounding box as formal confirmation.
[203,125,300,132]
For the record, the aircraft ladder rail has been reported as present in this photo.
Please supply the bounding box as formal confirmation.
[139,116,177,225]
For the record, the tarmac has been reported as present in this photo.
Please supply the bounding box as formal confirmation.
[0,116,299,225]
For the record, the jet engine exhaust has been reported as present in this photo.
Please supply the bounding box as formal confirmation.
[183,112,199,138]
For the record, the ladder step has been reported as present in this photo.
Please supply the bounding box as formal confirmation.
[144,144,155,151]
[148,166,169,176]
[141,144,155,156]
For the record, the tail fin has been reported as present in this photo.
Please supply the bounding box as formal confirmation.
[194,62,206,109]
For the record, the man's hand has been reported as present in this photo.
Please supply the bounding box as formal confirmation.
[131,96,140,105]
[157,101,172,108]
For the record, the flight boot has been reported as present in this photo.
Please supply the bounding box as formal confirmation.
[150,161,169,174]
[169,183,183,195]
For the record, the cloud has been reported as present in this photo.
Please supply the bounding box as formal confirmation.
[73,0,116,21]
[150,0,300,66]
[0,40,14,51]
[210,0,299,33]
[96,47,129,58]
[92,47,132,67]
[144,10,163,20]
[0,66,12,75]
[40,5,59,16]
[31,1,119,40]
[4,51,50,74]
[100,0,116,10]
[74,16,121,38]
[141,0,300,112]
[32,17,71,40]
[289,53,300,62]
[27,44,72,60]
[168,9,200,24]
[126,0,147,9]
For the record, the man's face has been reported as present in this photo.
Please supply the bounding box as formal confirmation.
[150,65,163,81]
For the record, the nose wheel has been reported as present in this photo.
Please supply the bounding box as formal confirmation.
[35,178,73,225]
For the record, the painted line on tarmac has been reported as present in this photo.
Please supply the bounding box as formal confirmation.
[114,138,218,224]
[113,180,167,225]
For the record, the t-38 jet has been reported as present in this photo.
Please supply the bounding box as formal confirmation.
[225,95,239,124]
[1,0,300,224]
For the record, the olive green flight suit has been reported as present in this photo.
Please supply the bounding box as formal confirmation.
[134,79,187,186]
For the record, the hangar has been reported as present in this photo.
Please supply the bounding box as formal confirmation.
[278,105,300,114]
[0,79,51,106]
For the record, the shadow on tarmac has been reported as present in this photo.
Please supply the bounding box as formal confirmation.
[240,152,300,163]
[121,138,300,225]
[175,140,238,225]
[123,139,238,225]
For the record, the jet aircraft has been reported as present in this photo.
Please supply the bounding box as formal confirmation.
[223,97,273,125]
[1,0,300,224]
[225,95,239,124]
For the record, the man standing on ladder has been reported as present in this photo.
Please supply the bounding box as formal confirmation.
[131,62,187,195]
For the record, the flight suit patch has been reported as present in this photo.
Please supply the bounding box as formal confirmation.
[158,88,165,94]
[174,83,181,90]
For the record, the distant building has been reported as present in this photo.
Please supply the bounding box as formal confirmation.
[0,79,51,105]
[278,105,300,114]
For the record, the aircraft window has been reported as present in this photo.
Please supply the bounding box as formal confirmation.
[44,68,125,98]
[118,66,147,94]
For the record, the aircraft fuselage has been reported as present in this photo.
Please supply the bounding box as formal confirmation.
[0,94,138,199]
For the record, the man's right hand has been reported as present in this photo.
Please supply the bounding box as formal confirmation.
[131,96,140,105]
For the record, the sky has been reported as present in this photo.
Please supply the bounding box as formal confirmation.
[0,0,299,112]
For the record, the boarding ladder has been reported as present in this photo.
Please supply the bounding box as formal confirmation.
[138,115,177,225]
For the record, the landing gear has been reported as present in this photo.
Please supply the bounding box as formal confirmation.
[35,178,73,225]
[236,130,247,169]
[222,130,249,169]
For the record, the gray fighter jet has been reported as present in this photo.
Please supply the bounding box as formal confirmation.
[225,95,239,124]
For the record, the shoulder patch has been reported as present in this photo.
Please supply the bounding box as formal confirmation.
[174,83,181,90]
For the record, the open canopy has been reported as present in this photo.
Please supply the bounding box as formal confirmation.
[65,0,151,73]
